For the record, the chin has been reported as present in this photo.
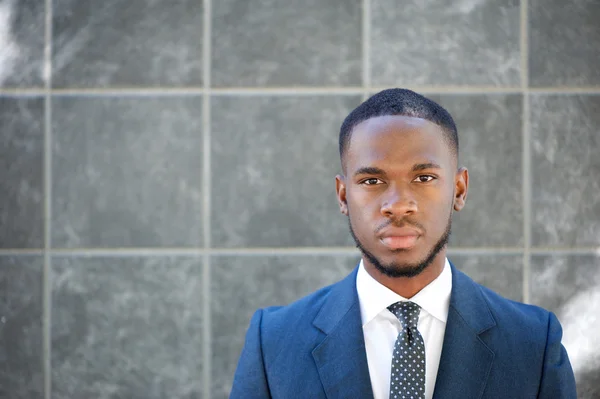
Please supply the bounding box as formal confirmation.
[377,259,432,278]
[382,248,428,265]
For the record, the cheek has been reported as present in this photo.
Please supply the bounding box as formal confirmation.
[415,192,454,231]
[424,184,455,210]
[430,197,455,231]
[347,202,374,234]
[347,199,377,226]
[348,190,380,212]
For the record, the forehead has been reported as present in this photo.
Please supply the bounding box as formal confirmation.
[346,115,453,170]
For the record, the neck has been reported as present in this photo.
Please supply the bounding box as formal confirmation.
[363,250,447,298]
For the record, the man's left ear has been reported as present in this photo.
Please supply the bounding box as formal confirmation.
[453,167,469,211]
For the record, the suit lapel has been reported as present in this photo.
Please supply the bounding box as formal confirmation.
[433,265,496,399]
[311,267,374,399]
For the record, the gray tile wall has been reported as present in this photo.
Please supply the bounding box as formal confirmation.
[0,0,598,398]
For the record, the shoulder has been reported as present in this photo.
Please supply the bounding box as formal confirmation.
[460,278,558,375]
[471,279,576,396]
[451,266,554,332]
[245,281,341,368]
[259,280,336,332]
[477,282,553,328]
[477,284,550,322]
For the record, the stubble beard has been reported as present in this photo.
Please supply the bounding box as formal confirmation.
[348,211,452,278]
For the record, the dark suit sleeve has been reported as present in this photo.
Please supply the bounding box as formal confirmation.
[537,312,577,398]
[230,309,272,399]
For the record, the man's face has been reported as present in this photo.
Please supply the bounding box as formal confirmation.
[336,115,468,278]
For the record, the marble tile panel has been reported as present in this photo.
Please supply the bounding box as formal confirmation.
[52,0,203,87]
[530,95,600,247]
[0,256,44,398]
[51,96,203,248]
[529,0,600,86]
[0,97,44,248]
[212,0,362,86]
[371,0,520,86]
[51,256,204,399]
[0,0,45,87]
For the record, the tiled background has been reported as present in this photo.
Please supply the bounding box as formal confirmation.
[0,0,598,398]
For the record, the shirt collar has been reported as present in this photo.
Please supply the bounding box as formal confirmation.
[356,258,452,326]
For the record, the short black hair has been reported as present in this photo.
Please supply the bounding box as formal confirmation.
[339,88,458,169]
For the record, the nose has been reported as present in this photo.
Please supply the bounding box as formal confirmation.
[380,184,418,217]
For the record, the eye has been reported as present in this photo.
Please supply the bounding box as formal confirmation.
[413,175,435,183]
[361,178,383,185]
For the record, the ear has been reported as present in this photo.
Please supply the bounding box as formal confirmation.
[453,167,469,211]
[335,175,348,215]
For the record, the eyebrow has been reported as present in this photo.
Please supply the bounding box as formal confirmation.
[353,166,386,177]
[412,162,442,172]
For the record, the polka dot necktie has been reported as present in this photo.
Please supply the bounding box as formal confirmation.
[387,301,426,399]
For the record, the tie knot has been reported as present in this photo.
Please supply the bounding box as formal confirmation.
[388,301,420,329]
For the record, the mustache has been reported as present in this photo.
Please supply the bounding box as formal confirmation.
[374,218,425,235]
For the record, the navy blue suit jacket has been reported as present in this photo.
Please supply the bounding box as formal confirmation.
[231,264,576,398]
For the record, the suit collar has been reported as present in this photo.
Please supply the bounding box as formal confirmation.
[448,262,496,333]
[310,262,497,399]
[311,266,375,399]
[312,267,360,334]
[433,262,496,399]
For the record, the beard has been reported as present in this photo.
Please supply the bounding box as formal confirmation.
[348,210,452,278]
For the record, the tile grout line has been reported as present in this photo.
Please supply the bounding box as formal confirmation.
[3,87,600,97]
[0,249,45,255]
[202,0,212,396]
[362,0,371,101]
[43,0,53,397]
[521,0,531,304]
[2,246,598,257]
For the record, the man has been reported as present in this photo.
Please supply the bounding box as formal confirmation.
[230,89,576,398]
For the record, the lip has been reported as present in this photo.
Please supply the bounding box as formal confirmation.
[378,227,421,250]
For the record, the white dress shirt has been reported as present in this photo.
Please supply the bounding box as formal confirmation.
[356,258,452,399]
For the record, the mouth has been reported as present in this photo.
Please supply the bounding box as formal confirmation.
[379,235,419,250]
[378,226,421,250]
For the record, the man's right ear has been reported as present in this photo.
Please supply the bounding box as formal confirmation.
[335,175,348,215]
